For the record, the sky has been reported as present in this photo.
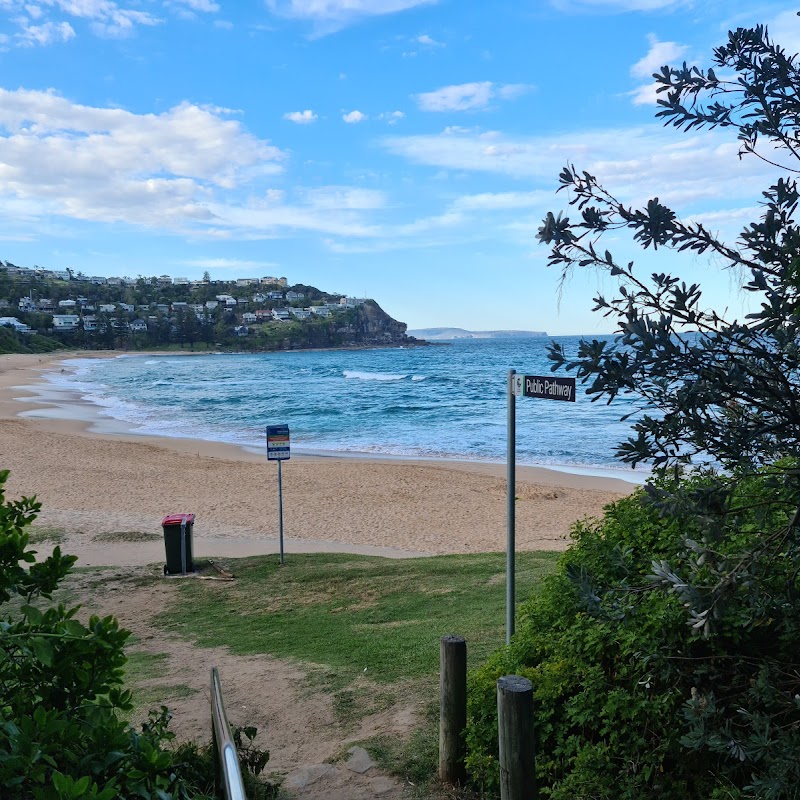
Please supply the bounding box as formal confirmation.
[0,1,798,334]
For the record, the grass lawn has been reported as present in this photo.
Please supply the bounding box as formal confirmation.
[155,551,559,684]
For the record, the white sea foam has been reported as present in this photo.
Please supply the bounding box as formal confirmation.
[411,375,427,381]
[343,370,407,381]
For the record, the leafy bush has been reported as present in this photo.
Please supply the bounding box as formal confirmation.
[465,465,800,799]
[0,468,272,798]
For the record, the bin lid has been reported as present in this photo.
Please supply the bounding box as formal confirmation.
[162,513,195,525]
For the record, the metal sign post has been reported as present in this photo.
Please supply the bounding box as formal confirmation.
[506,373,576,645]
[266,424,290,565]
[507,369,516,645]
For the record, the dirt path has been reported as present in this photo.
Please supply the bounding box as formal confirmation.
[64,564,419,799]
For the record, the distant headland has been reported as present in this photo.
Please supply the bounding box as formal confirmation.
[407,327,547,340]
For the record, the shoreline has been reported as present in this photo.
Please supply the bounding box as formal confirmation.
[0,352,635,564]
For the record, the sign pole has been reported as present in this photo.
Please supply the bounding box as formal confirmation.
[277,459,285,565]
[507,368,516,645]
[266,424,290,566]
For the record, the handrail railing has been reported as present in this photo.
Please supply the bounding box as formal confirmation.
[211,666,247,800]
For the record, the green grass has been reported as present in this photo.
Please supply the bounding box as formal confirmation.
[93,530,161,543]
[123,650,199,714]
[154,551,558,683]
[27,526,67,545]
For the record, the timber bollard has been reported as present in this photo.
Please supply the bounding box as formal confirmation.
[497,674,536,800]
[439,634,467,785]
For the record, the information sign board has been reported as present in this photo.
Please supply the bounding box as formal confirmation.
[513,374,576,402]
[266,424,291,460]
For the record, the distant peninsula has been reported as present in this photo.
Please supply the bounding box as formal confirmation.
[407,327,547,340]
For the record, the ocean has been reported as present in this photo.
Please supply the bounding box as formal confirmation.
[44,337,647,478]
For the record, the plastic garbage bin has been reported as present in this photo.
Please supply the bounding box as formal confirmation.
[162,513,195,575]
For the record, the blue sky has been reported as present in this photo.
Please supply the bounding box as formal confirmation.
[0,1,798,334]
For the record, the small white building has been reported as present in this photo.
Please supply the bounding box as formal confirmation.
[98,304,116,314]
[272,308,291,321]
[309,306,331,318]
[286,291,305,302]
[58,299,77,309]
[241,312,257,324]
[89,276,107,285]
[289,308,312,320]
[52,314,80,330]
[173,277,190,286]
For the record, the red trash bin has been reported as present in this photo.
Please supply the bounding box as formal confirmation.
[162,513,195,575]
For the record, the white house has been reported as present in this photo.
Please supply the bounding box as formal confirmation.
[289,308,312,320]
[205,300,219,310]
[118,303,135,313]
[173,277,190,286]
[272,308,291,321]
[158,275,173,286]
[241,312,257,324]
[82,316,99,331]
[89,276,107,285]
[286,291,305,302]
[267,291,284,301]
[0,317,32,332]
[106,277,123,287]
[130,319,148,332]
[52,270,71,281]
[98,304,116,314]
[309,306,331,317]
[52,314,80,330]
[58,299,77,309]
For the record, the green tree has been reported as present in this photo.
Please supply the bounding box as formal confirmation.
[467,22,800,800]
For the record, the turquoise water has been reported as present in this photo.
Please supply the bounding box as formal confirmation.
[51,338,644,474]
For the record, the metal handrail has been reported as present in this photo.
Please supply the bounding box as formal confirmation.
[211,666,247,800]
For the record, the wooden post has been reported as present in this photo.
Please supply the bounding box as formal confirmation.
[497,675,536,800]
[439,634,467,785]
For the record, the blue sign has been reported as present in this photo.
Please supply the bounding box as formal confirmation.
[266,424,290,460]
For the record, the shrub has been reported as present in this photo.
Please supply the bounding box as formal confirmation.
[0,467,272,798]
[465,466,800,798]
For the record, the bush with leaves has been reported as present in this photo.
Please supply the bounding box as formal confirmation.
[466,21,800,800]
[0,468,272,799]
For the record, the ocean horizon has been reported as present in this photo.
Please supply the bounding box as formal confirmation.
[35,337,648,479]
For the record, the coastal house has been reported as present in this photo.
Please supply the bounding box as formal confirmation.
[272,308,291,321]
[106,277,123,286]
[255,309,272,321]
[267,291,284,301]
[242,312,257,324]
[289,308,311,320]
[130,320,148,333]
[89,276,107,285]
[119,303,135,313]
[309,306,331,317]
[252,293,267,304]
[52,314,80,330]
[82,316,98,331]
[52,270,71,281]
[37,299,56,312]
[286,291,305,302]
[98,304,116,314]
[205,300,219,310]
[18,296,37,313]
[234,325,249,336]
[58,299,77,309]
[158,275,173,286]
[236,278,258,287]
[173,277,190,286]
[0,316,32,332]
[171,302,189,312]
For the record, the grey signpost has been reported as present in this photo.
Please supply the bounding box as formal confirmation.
[266,424,290,565]
[506,372,576,644]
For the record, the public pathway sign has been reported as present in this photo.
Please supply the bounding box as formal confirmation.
[513,374,576,402]
[266,424,291,460]
[506,370,578,645]
[266,424,290,564]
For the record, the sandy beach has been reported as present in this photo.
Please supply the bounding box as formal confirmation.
[0,352,634,565]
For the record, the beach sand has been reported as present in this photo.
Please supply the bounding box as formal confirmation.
[0,352,635,565]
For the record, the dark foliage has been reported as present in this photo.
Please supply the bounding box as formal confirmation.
[467,21,800,800]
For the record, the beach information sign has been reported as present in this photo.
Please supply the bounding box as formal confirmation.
[266,424,291,460]
[266,424,290,565]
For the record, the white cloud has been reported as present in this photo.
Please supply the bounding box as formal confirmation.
[379,110,405,125]
[551,0,684,10]
[0,88,284,229]
[301,186,386,210]
[283,109,318,124]
[15,19,75,46]
[382,124,783,210]
[453,191,552,210]
[0,0,162,44]
[628,33,689,105]
[342,109,367,123]
[416,33,442,46]
[171,0,219,12]
[416,81,531,112]
[265,0,438,34]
